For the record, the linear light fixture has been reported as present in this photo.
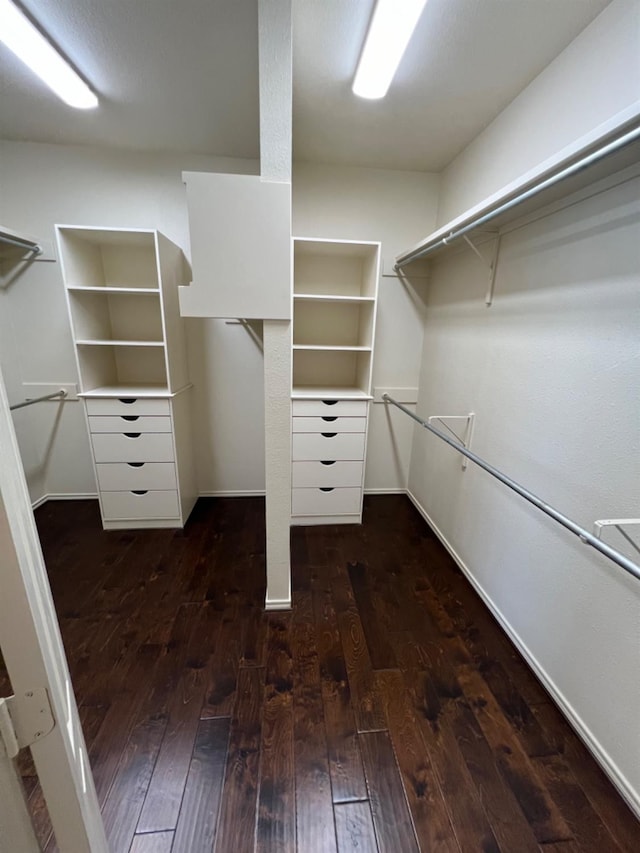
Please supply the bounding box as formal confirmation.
[352,0,428,100]
[0,0,98,109]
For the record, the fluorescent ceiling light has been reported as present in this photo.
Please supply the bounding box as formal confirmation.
[353,0,428,100]
[0,0,98,109]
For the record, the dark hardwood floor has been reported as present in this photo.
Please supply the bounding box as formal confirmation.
[5,495,638,851]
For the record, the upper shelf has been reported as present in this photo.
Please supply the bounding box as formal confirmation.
[396,104,640,268]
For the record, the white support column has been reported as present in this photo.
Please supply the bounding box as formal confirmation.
[259,0,293,609]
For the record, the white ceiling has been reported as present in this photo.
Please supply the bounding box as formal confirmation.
[0,0,613,172]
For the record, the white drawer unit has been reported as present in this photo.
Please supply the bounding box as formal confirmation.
[88,415,172,433]
[290,238,379,525]
[292,431,366,462]
[292,416,366,433]
[292,460,363,489]
[95,462,177,492]
[292,487,362,517]
[91,431,175,463]
[58,226,197,530]
[292,399,368,418]
[85,398,171,417]
[100,489,181,521]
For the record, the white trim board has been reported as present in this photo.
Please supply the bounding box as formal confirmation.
[406,488,640,820]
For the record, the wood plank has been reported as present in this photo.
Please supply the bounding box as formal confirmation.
[137,602,219,832]
[215,667,265,853]
[374,669,459,852]
[530,701,640,853]
[347,561,397,670]
[334,801,378,853]
[173,717,230,853]
[312,579,368,803]
[359,731,420,853]
[200,606,241,718]
[534,754,624,852]
[293,618,338,852]
[101,710,168,853]
[129,831,174,853]
[256,615,296,853]
[456,663,572,843]
[334,578,386,733]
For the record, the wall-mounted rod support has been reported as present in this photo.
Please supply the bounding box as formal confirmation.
[0,234,42,255]
[382,394,640,582]
[9,390,67,412]
[394,122,640,269]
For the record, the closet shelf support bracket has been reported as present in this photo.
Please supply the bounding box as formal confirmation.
[460,233,502,306]
[427,413,475,470]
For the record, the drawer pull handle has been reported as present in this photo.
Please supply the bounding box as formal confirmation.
[321,416,337,422]
[124,432,141,438]
[131,490,148,496]
[119,398,138,405]
[322,400,338,406]
[319,487,334,492]
[121,415,139,422]
[127,462,144,468]
[321,432,337,438]
[320,460,336,466]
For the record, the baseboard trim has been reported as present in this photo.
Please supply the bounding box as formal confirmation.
[31,492,97,510]
[264,597,292,611]
[406,488,640,819]
[197,490,266,498]
[363,488,406,495]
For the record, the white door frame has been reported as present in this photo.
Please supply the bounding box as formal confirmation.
[0,365,107,852]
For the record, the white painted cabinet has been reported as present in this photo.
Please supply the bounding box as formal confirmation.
[57,226,196,529]
[291,238,380,525]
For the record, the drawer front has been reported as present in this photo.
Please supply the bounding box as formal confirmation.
[100,489,180,521]
[91,432,175,463]
[96,462,177,492]
[292,399,368,418]
[292,416,366,434]
[292,460,363,488]
[292,487,361,516]
[292,432,366,461]
[85,398,171,416]
[89,415,172,433]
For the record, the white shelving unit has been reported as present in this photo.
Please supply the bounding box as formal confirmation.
[57,226,196,530]
[291,238,380,525]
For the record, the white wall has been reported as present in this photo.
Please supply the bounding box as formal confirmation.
[0,140,264,503]
[0,145,437,505]
[409,167,640,810]
[436,0,640,225]
[293,163,439,491]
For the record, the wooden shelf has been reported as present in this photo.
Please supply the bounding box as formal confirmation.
[67,286,160,294]
[293,345,371,352]
[292,385,372,400]
[293,293,375,304]
[75,340,165,347]
[79,384,172,398]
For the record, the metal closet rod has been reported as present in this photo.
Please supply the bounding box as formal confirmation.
[0,233,42,254]
[394,122,640,269]
[10,390,67,412]
[382,394,640,582]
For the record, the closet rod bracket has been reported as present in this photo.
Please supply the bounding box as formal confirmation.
[593,518,640,556]
[427,413,475,470]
